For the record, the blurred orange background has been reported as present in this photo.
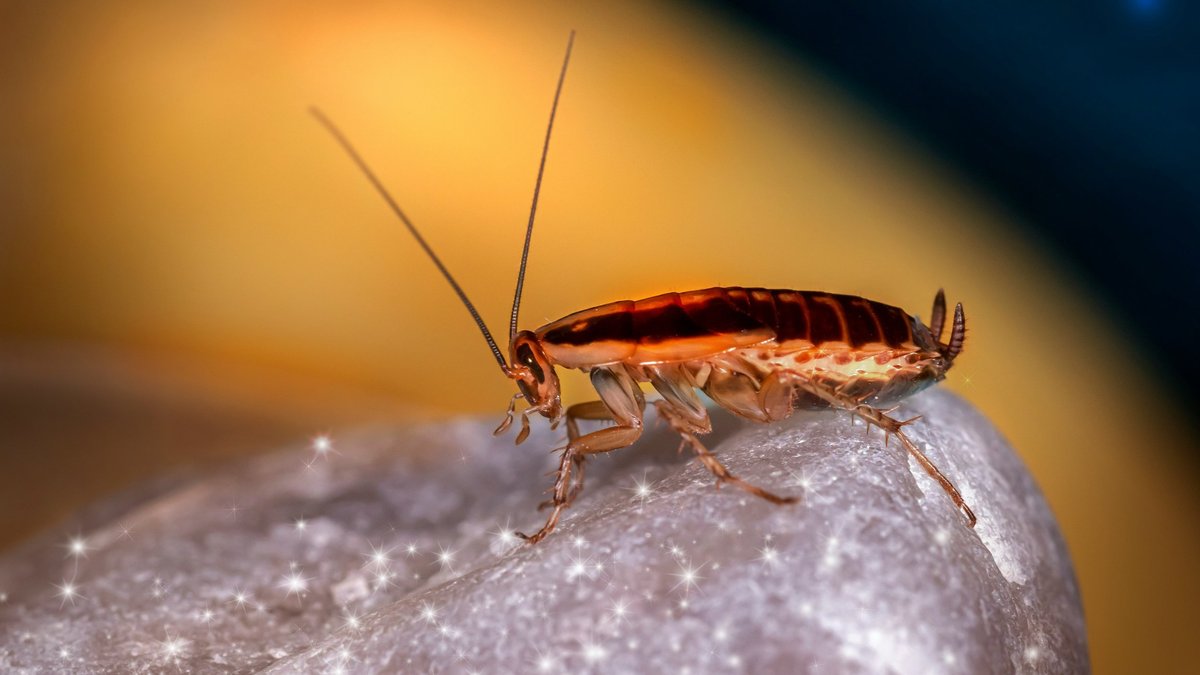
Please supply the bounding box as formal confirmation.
[1,2,1197,672]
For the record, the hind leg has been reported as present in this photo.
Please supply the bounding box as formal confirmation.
[793,377,976,527]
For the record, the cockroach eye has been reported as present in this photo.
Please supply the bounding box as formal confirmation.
[516,344,545,383]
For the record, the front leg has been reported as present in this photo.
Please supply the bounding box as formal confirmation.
[535,400,614,511]
[518,367,645,544]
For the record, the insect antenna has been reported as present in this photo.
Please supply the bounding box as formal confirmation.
[309,107,509,371]
[509,31,575,341]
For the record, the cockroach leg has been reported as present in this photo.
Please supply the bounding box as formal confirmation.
[519,420,643,541]
[565,401,613,439]
[563,401,616,506]
[653,400,798,506]
[702,367,771,423]
[756,370,796,422]
[795,378,976,528]
[520,447,577,544]
[518,368,644,543]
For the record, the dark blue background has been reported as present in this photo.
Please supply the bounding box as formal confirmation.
[704,1,1200,407]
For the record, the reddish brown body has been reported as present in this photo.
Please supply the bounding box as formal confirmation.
[537,287,947,411]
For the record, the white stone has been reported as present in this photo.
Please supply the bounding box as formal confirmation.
[0,389,1087,673]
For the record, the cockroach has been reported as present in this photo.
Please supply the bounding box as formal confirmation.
[312,32,975,543]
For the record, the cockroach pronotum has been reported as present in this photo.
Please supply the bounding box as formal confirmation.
[312,32,975,543]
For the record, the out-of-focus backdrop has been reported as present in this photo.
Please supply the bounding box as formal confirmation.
[0,1,1196,672]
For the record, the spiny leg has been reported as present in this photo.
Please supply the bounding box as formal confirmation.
[652,399,798,505]
[519,417,641,543]
[518,368,644,544]
[852,404,976,527]
[535,400,613,510]
[795,377,976,527]
[521,445,578,545]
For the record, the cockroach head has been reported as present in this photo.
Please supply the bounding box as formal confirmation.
[507,331,562,421]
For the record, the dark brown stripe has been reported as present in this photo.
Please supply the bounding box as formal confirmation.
[633,294,711,343]
[837,295,882,348]
[806,294,844,344]
[541,305,633,346]
[772,290,809,341]
[747,288,779,330]
[725,287,753,316]
[681,291,765,336]
[542,288,918,351]
[870,300,913,348]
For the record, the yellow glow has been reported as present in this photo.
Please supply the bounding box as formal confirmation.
[0,2,1196,672]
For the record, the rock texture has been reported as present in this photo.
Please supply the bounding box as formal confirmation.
[0,389,1087,673]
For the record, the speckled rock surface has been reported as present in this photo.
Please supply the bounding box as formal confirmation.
[0,389,1087,673]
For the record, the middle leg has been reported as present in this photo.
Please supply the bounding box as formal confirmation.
[648,364,798,505]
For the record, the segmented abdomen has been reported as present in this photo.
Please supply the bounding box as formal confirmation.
[536,287,927,368]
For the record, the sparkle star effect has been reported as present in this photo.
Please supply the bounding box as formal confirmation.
[419,601,439,624]
[628,472,655,503]
[342,608,364,631]
[324,646,357,675]
[310,434,339,460]
[785,467,814,491]
[229,587,252,612]
[116,521,135,540]
[54,578,83,607]
[63,534,90,561]
[362,541,397,570]
[279,568,312,601]
[157,633,189,665]
[566,552,604,582]
[607,598,632,625]
[756,545,781,569]
[580,635,608,665]
[435,544,458,573]
[371,567,398,592]
[532,648,559,673]
[670,560,706,596]
[491,520,520,548]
